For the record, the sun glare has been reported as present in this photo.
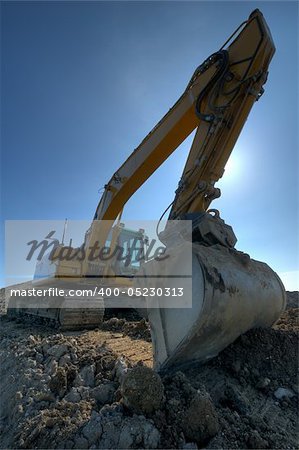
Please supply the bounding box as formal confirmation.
[223,153,241,180]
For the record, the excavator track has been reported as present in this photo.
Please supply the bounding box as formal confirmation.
[6,292,104,330]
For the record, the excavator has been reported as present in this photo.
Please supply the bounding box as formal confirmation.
[7,9,286,371]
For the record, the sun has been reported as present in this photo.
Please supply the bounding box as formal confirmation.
[223,153,241,180]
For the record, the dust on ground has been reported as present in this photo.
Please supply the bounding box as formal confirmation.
[0,291,298,449]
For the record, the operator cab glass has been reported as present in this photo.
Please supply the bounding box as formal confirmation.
[112,227,147,276]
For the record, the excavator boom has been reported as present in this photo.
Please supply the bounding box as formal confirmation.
[86,9,275,253]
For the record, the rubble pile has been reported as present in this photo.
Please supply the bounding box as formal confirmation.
[0,291,298,449]
[102,316,151,342]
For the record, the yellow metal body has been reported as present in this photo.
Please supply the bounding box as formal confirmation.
[81,9,275,275]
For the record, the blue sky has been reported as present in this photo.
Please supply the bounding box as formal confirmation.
[1,1,298,289]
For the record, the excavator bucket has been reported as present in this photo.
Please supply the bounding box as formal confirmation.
[138,238,286,372]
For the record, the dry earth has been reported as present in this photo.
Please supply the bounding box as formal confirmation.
[0,290,298,449]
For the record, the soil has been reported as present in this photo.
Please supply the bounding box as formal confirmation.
[0,290,298,449]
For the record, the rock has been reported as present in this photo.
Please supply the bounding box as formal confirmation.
[94,373,104,386]
[64,440,74,449]
[82,417,103,445]
[27,335,37,345]
[256,377,271,390]
[274,387,295,399]
[26,396,34,405]
[79,365,95,388]
[35,352,44,364]
[47,344,69,360]
[45,417,56,428]
[225,384,249,415]
[121,366,164,414]
[246,430,268,449]
[70,352,78,364]
[251,368,260,377]
[98,412,160,449]
[73,436,89,449]
[27,358,37,368]
[100,402,124,416]
[59,354,72,366]
[64,387,81,403]
[231,359,241,374]
[73,373,84,387]
[46,359,58,375]
[66,365,78,387]
[181,443,198,449]
[42,341,51,354]
[16,404,23,414]
[77,386,90,400]
[138,419,160,449]
[117,424,135,449]
[48,367,67,397]
[41,374,51,384]
[181,391,219,446]
[90,383,116,405]
[34,390,55,402]
[114,357,129,382]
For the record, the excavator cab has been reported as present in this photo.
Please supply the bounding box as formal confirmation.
[112,226,148,276]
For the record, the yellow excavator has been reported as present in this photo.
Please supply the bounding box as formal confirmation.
[8,9,285,371]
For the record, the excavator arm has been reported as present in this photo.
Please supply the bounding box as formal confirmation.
[85,9,275,258]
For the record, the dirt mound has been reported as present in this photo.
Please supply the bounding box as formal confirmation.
[102,316,151,342]
[121,365,165,414]
[0,291,298,449]
[181,327,298,449]
[285,291,299,309]
[0,321,159,449]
